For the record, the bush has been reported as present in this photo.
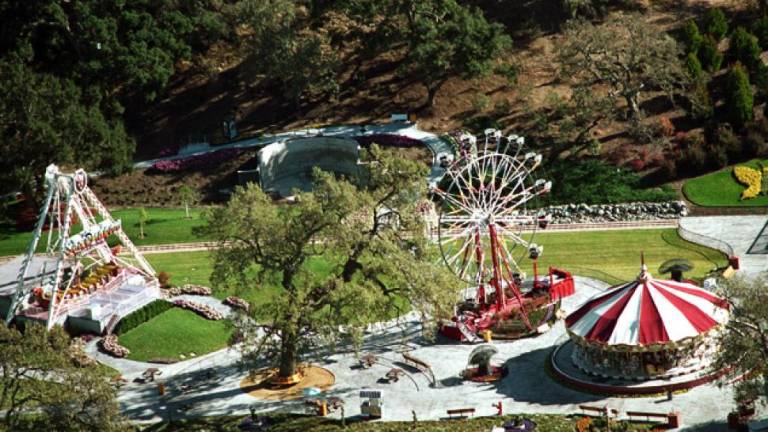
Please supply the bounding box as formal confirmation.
[685,52,703,79]
[724,63,755,128]
[744,130,768,158]
[543,159,677,205]
[157,271,171,288]
[754,15,768,49]
[688,80,714,121]
[678,139,710,175]
[657,157,678,181]
[698,35,723,72]
[114,300,173,335]
[707,124,742,162]
[729,27,762,71]
[704,8,728,40]
[682,20,703,54]
[148,148,245,174]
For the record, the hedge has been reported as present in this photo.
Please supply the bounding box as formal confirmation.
[114,300,173,335]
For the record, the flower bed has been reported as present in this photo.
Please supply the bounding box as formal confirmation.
[167,284,213,297]
[173,299,224,320]
[354,134,424,148]
[100,335,130,358]
[224,296,251,312]
[733,165,765,200]
[148,148,245,174]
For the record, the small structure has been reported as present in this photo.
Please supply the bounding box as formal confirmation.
[464,344,505,382]
[359,389,383,419]
[565,264,730,380]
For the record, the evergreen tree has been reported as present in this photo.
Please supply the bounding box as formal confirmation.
[753,15,768,49]
[682,20,703,54]
[703,8,728,40]
[698,35,723,72]
[685,52,703,79]
[729,27,762,71]
[724,63,754,128]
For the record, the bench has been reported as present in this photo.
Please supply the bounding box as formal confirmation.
[579,405,618,417]
[626,411,669,423]
[402,352,436,386]
[447,407,475,418]
[403,352,430,370]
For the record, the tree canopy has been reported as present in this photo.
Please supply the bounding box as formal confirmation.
[558,14,686,118]
[199,146,458,378]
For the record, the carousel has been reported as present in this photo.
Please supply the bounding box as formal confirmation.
[563,264,730,381]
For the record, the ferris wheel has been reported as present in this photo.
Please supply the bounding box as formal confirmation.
[433,130,551,312]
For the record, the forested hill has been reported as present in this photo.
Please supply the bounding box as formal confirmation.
[3,1,768,210]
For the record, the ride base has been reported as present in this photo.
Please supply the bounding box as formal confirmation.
[441,268,574,342]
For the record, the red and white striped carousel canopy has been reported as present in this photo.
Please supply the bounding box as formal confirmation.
[566,267,729,346]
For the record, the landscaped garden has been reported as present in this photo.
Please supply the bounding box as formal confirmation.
[118,307,232,362]
[683,159,768,207]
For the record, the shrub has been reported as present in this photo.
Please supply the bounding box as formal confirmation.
[724,63,755,128]
[658,116,676,137]
[698,35,723,72]
[682,20,703,54]
[157,271,171,288]
[744,130,768,158]
[679,143,710,175]
[543,159,677,205]
[114,300,173,335]
[472,93,491,112]
[657,157,678,181]
[628,158,646,172]
[754,15,768,49]
[685,52,703,79]
[728,27,762,71]
[688,80,714,121]
[148,148,245,174]
[704,8,728,40]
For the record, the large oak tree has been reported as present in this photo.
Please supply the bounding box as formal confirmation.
[200,146,458,378]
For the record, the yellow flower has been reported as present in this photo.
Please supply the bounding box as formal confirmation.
[734,166,761,200]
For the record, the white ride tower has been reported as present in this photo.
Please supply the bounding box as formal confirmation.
[5,165,158,331]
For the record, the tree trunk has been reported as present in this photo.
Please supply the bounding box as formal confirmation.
[184,202,189,219]
[425,78,447,109]
[625,92,641,118]
[278,329,299,378]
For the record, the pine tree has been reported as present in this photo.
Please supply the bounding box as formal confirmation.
[682,20,703,54]
[698,35,723,72]
[725,63,754,128]
[704,8,728,40]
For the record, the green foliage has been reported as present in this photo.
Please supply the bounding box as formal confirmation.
[561,0,610,19]
[682,20,703,54]
[137,207,149,239]
[400,0,512,107]
[543,159,677,205]
[0,61,135,199]
[0,325,125,431]
[714,276,768,405]
[703,8,728,40]
[689,80,714,121]
[114,300,173,335]
[697,35,723,72]
[178,185,201,218]
[753,15,768,49]
[239,0,339,104]
[685,52,703,79]
[729,27,762,71]
[199,146,458,377]
[724,63,755,128]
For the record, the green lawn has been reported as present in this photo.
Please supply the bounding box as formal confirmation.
[0,207,210,257]
[683,159,768,206]
[518,228,725,284]
[147,228,725,309]
[118,308,232,362]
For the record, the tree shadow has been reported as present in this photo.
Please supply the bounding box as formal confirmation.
[493,346,603,405]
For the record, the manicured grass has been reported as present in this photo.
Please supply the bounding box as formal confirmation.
[683,159,768,206]
[518,228,726,284]
[0,207,210,257]
[118,308,232,362]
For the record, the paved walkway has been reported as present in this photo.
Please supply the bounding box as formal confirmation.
[91,277,750,430]
[680,215,768,277]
